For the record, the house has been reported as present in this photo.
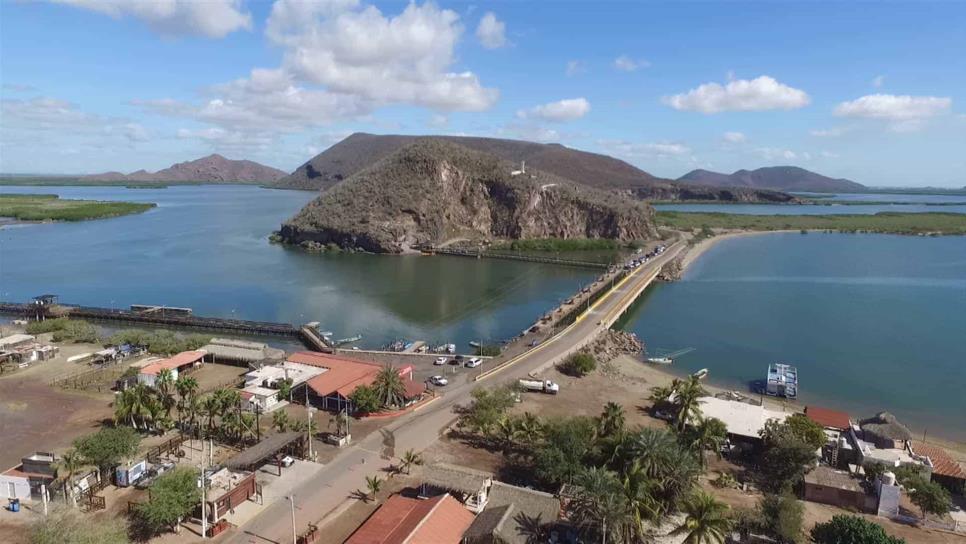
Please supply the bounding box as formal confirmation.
[805,406,851,432]
[287,352,426,413]
[240,360,327,412]
[0,452,58,501]
[909,441,966,495]
[137,350,206,387]
[859,412,913,449]
[420,463,494,514]
[204,468,257,523]
[240,386,282,413]
[462,481,562,544]
[0,334,36,351]
[803,466,871,512]
[805,405,854,467]
[344,493,475,544]
[696,397,790,443]
[202,338,285,366]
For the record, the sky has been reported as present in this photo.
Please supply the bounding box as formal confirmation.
[1,1,964,187]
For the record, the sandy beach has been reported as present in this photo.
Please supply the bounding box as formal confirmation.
[680,229,799,270]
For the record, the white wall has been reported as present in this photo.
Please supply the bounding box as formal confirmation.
[0,475,32,500]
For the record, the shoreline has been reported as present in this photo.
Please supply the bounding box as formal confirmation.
[679,229,797,271]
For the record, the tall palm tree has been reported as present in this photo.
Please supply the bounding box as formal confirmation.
[399,449,423,475]
[174,375,198,428]
[155,369,176,419]
[622,462,661,536]
[517,412,544,448]
[671,492,731,544]
[183,393,202,437]
[115,384,152,429]
[616,428,678,477]
[373,365,406,408]
[202,394,221,436]
[56,449,83,507]
[598,402,626,438]
[686,417,728,467]
[674,376,708,433]
[494,415,520,454]
[569,466,633,544]
[144,396,166,432]
[364,475,382,502]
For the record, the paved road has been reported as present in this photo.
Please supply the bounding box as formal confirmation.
[229,241,685,544]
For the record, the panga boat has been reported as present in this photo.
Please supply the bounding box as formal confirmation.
[692,368,709,380]
[468,341,482,348]
[647,357,673,365]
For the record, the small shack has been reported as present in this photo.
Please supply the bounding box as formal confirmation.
[859,412,913,449]
[420,463,494,514]
[137,350,206,387]
[344,493,475,544]
[0,452,58,501]
[909,441,966,495]
[463,481,562,544]
[225,431,305,473]
[803,466,871,512]
[204,468,257,522]
[202,338,285,366]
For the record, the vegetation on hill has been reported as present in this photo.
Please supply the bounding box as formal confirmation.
[678,166,865,192]
[655,211,966,235]
[0,193,154,221]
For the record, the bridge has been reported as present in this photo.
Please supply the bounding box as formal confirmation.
[430,246,611,269]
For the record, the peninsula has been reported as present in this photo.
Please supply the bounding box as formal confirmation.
[0,193,155,222]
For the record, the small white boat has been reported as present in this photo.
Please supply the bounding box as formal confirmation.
[647,357,673,365]
[468,341,482,348]
[692,368,709,380]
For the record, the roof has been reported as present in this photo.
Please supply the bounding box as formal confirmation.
[1,465,55,480]
[140,350,206,376]
[464,481,561,544]
[697,397,790,439]
[202,338,285,363]
[421,463,493,495]
[910,441,966,480]
[804,466,864,492]
[805,406,851,431]
[0,334,35,347]
[860,412,913,442]
[225,431,302,470]
[344,493,475,544]
[290,352,421,399]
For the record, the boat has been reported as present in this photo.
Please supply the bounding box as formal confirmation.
[468,341,481,348]
[446,343,456,354]
[647,357,673,365]
[765,363,798,399]
[692,368,709,380]
[335,335,362,346]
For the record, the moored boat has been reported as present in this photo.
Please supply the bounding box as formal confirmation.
[647,357,673,365]
[692,368,709,380]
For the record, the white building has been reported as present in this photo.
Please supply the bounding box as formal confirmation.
[697,396,791,441]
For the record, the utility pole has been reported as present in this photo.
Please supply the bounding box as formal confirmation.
[41,483,48,517]
[201,439,208,539]
[307,408,314,460]
[287,495,297,544]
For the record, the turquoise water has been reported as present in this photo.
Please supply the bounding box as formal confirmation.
[0,185,597,348]
[618,232,966,442]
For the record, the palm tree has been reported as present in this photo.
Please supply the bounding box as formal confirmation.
[329,409,350,437]
[144,396,165,432]
[622,463,661,537]
[517,412,543,448]
[56,449,83,507]
[202,394,221,436]
[494,415,520,454]
[272,409,291,433]
[674,376,708,433]
[174,375,198,428]
[155,369,176,419]
[364,475,383,502]
[399,449,423,475]
[598,402,626,438]
[115,384,152,429]
[671,492,731,544]
[616,428,677,477]
[569,466,633,544]
[277,378,293,402]
[373,365,406,408]
[686,417,728,467]
[183,393,202,437]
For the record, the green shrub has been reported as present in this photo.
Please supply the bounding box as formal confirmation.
[560,352,596,377]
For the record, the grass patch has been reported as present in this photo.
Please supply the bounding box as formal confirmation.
[0,193,155,221]
[655,211,966,235]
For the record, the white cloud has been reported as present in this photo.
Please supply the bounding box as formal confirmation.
[722,131,747,144]
[810,127,848,137]
[50,0,251,38]
[599,139,692,160]
[872,75,885,88]
[664,75,810,114]
[614,55,649,72]
[476,12,507,49]
[834,94,951,122]
[517,98,590,122]
[565,60,585,77]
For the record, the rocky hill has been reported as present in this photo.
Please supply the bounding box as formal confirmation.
[277,139,659,253]
[275,133,797,203]
[678,166,865,193]
[84,154,287,183]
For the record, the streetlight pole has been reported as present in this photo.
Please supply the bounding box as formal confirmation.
[287,495,297,544]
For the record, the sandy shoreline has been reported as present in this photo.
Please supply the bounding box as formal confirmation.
[680,229,799,271]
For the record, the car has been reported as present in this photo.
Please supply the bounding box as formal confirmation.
[429,376,448,386]
[434,356,447,365]
[280,455,295,467]
[464,357,482,368]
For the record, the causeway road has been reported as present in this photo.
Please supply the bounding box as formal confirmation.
[230,240,685,544]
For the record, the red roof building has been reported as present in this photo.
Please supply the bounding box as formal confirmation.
[287,352,426,412]
[345,493,475,544]
[805,406,851,431]
[138,350,206,386]
[910,441,966,494]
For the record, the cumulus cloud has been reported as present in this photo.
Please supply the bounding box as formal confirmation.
[834,94,950,122]
[565,60,585,77]
[476,12,507,49]
[614,55,649,72]
[722,131,747,144]
[664,75,810,114]
[50,0,251,38]
[517,98,590,122]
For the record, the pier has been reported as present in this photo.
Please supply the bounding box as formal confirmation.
[430,247,611,269]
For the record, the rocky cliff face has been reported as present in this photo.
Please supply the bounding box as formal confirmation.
[277,140,658,253]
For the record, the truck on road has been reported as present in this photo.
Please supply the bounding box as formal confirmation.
[518,378,560,394]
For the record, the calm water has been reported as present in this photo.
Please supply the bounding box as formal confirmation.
[795,192,966,204]
[654,202,966,215]
[0,185,596,348]
[618,232,966,442]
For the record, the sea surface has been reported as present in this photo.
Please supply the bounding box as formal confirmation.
[617,232,966,442]
[655,192,966,215]
[0,185,597,348]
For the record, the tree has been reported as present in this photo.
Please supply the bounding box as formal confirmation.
[154,369,176,419]
[683,417,728,467]
[672,492,732,544]
[757,493,804,544]
[568,466,634,544]
[811,514,905,544]
[114,384,154,429]
[533,417,599,486]
[399,449,423,475]
[174,375,198,429]
[277,378,293,401]
[673,376,708,432]
[561,352,597,377]
[272,409,291,433]
[372,364,406,408]
[28,507,129,544]
[134,466,200,537]
[73,427,139,481]
[349,384,381,414]
[758,415,823,492]
[516,411,544,448]
[598,402,626,438]
[364,475,383,502]
[459,386,517,437]
[202,394,221,436]
[906,477,951,519]
[782,413,827,450]
[55,449,84,507]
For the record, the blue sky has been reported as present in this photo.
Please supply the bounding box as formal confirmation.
[1,1,964,187]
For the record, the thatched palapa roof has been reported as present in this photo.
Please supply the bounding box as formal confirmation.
[860,412,913,442]
[421,463,493,495]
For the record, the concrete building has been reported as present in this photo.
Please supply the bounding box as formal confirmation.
[240,360,326,412]
[204,468,257,523]
[286,352,425,413]
[0,452,58,501]
[137,350,205,387]
[803,466,871,512]
[344,493,475,544]
[805,405,854,467]
[696,397,790,442]
[909,441,966,495]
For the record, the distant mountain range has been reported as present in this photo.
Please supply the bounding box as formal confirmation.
[274,133,797,203]
[84,154,286,184]
[678,166,865,193]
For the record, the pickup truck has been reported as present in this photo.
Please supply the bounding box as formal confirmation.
[518,378,559,394]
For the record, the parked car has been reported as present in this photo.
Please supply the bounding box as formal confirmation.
[429,376,448,386]
[280,455,295,467]
[464,358,482,368]
[434,357,447,365]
